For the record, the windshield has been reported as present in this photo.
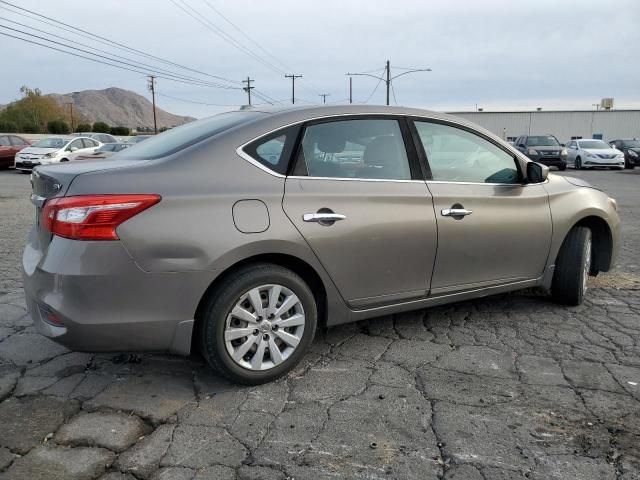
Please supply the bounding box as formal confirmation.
[579,140,609,149]
[118,111,262,160]
[32,138,67,148]
[526,136,560,147]
[623,140,640,148]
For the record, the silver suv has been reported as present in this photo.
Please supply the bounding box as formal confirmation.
[23,105,620,384]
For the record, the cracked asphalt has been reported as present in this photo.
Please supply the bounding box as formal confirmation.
[1,167,639,480]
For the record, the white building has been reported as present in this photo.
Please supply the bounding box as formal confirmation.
[449,110,640,143]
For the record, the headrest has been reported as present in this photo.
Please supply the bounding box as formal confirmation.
[317,128,346,153]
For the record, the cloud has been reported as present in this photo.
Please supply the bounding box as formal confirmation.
[1,0,638,118]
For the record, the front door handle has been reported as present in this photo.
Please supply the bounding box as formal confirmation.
[441,208,473,217]
[303,213,346,223]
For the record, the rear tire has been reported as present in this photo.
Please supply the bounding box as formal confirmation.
[199,263,317,385]
[558,164,567,171]
[551,226,592,306]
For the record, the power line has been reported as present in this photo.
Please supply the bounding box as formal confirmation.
[0,0,241,86]
[362,74,384,103]
[169,0,286,75]
[391,82,398,105]
[0,23,239,89]
[0,17,238,89]
[200,0,293,73]
[157,92,250,107]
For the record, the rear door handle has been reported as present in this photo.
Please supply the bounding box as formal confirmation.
[303,213,346,223]
[441,208,473,217]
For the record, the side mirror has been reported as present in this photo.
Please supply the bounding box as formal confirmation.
[527,162,549,183]
[518,144,526,148]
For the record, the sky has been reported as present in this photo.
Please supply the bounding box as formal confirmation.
[1,0,639,119]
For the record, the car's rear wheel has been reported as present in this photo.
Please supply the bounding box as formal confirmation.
[575,157,583,169]
[558,164,567,171]
[551,226,592,306]
[199,263,317,385]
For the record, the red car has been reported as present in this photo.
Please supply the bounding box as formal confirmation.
[0,135,31,168]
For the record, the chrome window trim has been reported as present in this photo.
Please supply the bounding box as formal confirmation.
[288,175,423,184]
[235,111,528,180]
[426,179,549,187]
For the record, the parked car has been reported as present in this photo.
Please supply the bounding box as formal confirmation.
[609,139,640,169]
[73,142,132,160]
[566,139,626,170]
[126,135,153,144]
[74,132,119,144]
[514,134,568,170]
[23,105,620,384]
[0,134,30,168]
[14,137,102,172]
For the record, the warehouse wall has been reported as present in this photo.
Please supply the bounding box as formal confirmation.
[449,110,640,143]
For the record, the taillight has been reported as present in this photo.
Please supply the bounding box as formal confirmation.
[42,194,161,240]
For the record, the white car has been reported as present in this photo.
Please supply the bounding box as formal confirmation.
[565,139,625,170]
[14,137,102,172]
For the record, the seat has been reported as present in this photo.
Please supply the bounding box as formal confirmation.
[361,135,409,179]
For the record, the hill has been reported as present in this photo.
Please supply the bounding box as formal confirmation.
[49,87,195,129]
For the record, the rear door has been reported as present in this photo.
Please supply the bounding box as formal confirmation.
[411,119,552,294]
[282,116,437,308]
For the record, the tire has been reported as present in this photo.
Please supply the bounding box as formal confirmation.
[199,263,317,385]
[575,157,583,170]
[558,164,567,171]
[551,226,592,306]
[60,158,69,162]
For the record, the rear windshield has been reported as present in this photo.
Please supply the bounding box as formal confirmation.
[526,136,560,146]
[117,111,262,160]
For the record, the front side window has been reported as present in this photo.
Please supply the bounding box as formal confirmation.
[414,121,519,184]
[297,119,412,180]
[69,139,84,150]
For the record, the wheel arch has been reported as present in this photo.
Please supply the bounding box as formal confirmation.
[559,215,613,273]
[192,253,329,354]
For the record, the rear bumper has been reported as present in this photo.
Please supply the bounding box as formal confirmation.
[22,228,215,355]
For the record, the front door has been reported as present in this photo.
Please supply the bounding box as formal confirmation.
[411,119,552,294]
[283,117,437,308]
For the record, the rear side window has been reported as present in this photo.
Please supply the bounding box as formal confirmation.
[414,121,519,184]
[243,126,299,175]
[9,136,26,146]
[0,136,9,146]
[296,118,412,180]
[118,111,262,160]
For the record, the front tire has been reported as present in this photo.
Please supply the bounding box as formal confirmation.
[199,263,317,385]
[558,164,567,171]
[575,157,583,170]
[551,226,592,306]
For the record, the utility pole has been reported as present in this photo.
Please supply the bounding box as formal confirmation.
[66,103,75,132]
[147,75,157,135]
[319,93,330,104]
[346,62,431,105]
[284,74,302,104]
[385,60,391,106]
[242,77,254,106]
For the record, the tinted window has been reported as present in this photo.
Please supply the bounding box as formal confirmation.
[243,126,298,175]
[297,119,411,180]
[414,121,519,184]
[9,136,26,146]
[118,111,261,160]
[525,135,560,146]
[69,139,84,150]
[0,136,9,146]
[623,140,640,148]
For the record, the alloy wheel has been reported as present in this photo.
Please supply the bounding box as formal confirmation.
[582,236,592,295]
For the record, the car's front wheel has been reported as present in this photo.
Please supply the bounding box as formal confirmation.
[558,164,567,171]
[199,263,317,385]
[551,226,592,306]
[575,157,583,169]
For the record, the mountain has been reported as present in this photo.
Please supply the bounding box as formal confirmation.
[49,87,195,129]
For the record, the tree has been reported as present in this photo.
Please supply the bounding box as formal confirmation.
[110,126,130,136]
[92,121,110,133]
[47,120,70,134]
[76,123,92,133]
[0,120,18,133]
[0,86,67,133]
